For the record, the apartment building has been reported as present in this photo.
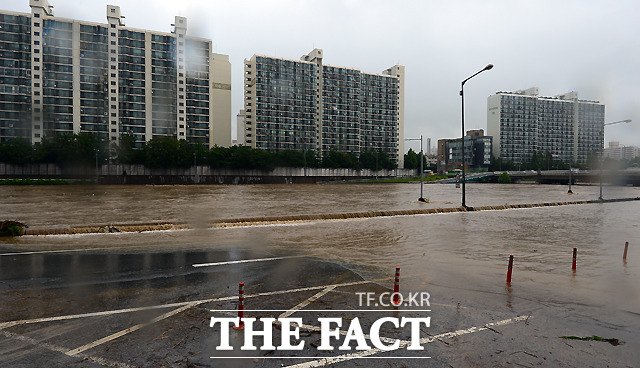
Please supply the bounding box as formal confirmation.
[487,87,605,164]
[604,142,639,161]
[243,49,404,166]
[437,130,493,173]
[0,0,231,147]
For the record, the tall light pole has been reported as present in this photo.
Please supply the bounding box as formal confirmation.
[599,119,631,200]
[460,64,493,208]
[405,136,426,202]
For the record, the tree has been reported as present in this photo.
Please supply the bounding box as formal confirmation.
[498,171,511,183]
[0,138,32,164]
[404,148,418,169]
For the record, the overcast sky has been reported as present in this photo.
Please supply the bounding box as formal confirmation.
[3,0,639,152]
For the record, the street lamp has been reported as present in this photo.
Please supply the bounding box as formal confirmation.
[599,119,631,200]
[460,64,493,207]
[405,136,426,202]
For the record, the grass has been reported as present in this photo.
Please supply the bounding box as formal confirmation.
[0,178,70,185]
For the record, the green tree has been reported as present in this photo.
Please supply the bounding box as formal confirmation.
[498,171,511,183]
[0,137,32,164]
[404,148,418,169]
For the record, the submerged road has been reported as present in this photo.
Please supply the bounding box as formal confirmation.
[0,242,635,368]
[0,246,534,368]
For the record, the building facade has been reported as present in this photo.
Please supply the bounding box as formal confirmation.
[604,142,639,161]
[487,87,605,165]
[243,49,405,166]
[437,130,492,173]
[0,0,231,147]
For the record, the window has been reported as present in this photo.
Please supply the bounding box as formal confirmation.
[34,13,40,18]
[34,66,40,70]
[34,83,40,87]
[34,22,40,27]
[34,31,39,36]
[34,40,40,45]
[111,8,115,13]
[111,24,116,28]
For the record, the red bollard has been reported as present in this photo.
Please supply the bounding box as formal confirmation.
[392,267,400,307]
[572,248,577,271]
[623,242,629,261]
[506,255,514,284]
[233,282,245,330]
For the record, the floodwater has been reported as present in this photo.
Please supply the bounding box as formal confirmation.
[1,182,639,364]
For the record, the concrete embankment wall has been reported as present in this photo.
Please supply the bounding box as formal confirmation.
[23,197,639,236]
[0,163,416,184]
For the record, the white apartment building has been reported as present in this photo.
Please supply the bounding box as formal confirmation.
[0,0,231,147]
[487,87,605,164]
[604,142,639,161]
[243,49,405,166]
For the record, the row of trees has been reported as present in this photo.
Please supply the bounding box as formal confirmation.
[0,134,398,171]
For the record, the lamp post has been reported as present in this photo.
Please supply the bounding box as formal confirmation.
[460,64,493,208]
[405,136,426,202]
[599,119,631,200]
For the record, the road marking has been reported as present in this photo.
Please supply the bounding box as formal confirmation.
[66,302,199,356]
[282,316,530,368]
[279,286,336,319]
[0,278,382,331]
[0,243,182,257]
[192,254,311,268]
[0,330,136,368]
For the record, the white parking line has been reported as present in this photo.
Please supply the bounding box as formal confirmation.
[192,254,311,268]
[66,302,199,356]
[282,315,531,368]
[0,278,381,330]
[279,286,336,319]
[0,330,136,368]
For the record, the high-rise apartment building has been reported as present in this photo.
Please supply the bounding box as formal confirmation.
[243,49,405,166]
[487,87,605,165]
[0,0,231,147]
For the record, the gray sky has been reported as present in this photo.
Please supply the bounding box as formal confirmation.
[4,0,639,152]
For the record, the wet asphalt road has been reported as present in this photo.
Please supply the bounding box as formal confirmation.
[0,247,637,368]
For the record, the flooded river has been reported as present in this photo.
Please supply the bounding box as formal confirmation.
[1,182,639,366]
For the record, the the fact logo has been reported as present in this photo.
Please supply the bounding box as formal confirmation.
[210,291,431,353]
[210,316,431,351]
